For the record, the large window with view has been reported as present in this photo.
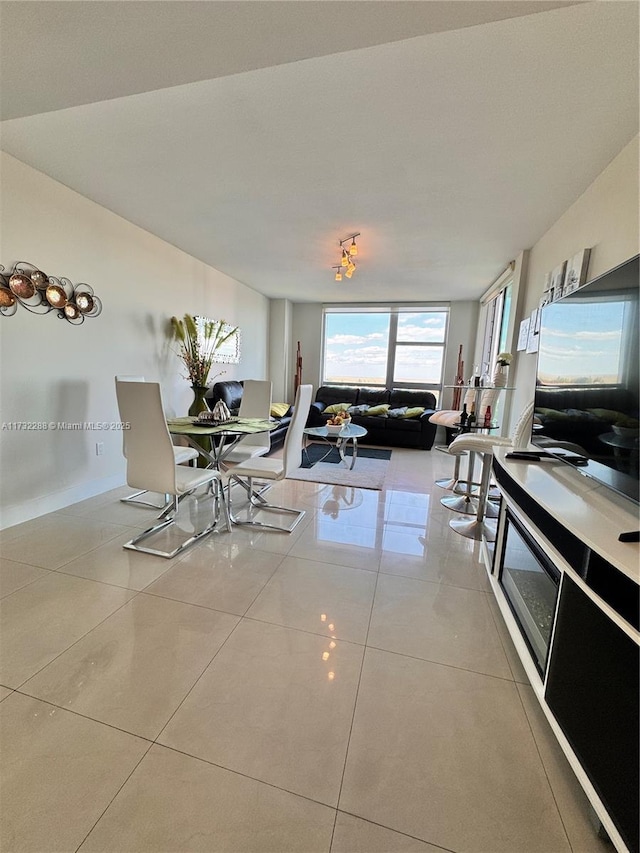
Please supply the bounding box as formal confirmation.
[322,307,448,403]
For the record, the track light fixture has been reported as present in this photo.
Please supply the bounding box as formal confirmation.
[332,233,360,282]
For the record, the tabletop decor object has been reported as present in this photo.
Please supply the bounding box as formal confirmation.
[0,261,102,324]
[170,313,239,416]
[493,352,512,387]
[211,399,231,422]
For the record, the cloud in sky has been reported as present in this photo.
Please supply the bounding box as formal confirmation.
[326,345,388,365]
[328,332,386,345]
[545,328,620,341]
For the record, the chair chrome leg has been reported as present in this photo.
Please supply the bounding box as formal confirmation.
[122,492,228,559]
[120,490,170,509]
[227,475,305,533]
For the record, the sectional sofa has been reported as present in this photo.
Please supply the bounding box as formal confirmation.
[309,385,438,449]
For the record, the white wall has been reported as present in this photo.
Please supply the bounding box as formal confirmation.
[291,303,324,391]
[269,298,292,402]
[507,135,640,432]
[443,301,480,407]
[0,153,269,528]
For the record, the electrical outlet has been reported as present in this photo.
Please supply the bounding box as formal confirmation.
[95,442,104,456]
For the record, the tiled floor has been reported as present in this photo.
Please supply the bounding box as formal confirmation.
[0,448,609,852]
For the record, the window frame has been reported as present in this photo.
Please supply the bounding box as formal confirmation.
[321,304,449,399]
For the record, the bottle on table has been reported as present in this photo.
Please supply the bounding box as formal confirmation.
[467,402,476,430]
[459,403,468,431]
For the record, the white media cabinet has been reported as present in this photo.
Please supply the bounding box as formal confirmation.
[487,450,639,853]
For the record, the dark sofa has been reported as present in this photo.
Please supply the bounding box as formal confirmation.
[534,386,638,456]
[309,385,438,449]
[205,380,292,451]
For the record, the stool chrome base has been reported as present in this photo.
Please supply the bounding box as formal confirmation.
[435,477,480,494]
[449,516,497,542]
[441,494,479,515]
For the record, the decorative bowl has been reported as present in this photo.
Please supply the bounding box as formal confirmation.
[326,418,351,435]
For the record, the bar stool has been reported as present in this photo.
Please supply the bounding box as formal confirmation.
[447,402,535,541]
[429,408,479,495]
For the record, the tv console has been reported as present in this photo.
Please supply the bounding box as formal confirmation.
[488,449,639,853]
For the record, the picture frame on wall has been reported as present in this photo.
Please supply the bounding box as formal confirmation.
[549,260,567,302]
[562,248,591,296]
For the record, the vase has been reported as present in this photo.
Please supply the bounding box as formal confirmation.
[493,365,508,388]
[188,385,209,418]
[188,385,210,466]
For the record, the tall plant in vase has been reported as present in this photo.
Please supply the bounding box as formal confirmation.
[493,352,512,388]
[170,314,238,416]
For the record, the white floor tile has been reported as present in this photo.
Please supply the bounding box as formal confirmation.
[80,744,335,852]
[0,692,149,853]
[0,572,135,687]
[340,648,571,853]
[22,593,238,739]
[159,619,364,806]
[246,555,377,643]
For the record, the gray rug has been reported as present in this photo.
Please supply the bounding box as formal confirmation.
[286,456,389,490]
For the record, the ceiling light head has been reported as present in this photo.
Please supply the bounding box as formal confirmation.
[333,232,361,281]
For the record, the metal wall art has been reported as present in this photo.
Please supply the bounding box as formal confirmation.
[0,261,102,325]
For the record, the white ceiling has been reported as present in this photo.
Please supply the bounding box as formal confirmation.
[1,1,638,304]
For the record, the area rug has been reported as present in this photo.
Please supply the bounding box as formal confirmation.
[287,445,392,490]
[301,444,392,468]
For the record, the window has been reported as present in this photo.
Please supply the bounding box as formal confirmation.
[322,306,448,400]
[480,283,511,377]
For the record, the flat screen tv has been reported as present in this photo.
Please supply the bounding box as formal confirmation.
[532,254,639,505]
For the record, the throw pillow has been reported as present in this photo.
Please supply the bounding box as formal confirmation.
[270,402,290,418]
[324,403,352,414]
[366,404,391,417]
[347,404,370,415]
[387,407,408,418]
[401,406,425,418]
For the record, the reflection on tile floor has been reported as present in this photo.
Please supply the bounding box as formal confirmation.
[0,448,609,852]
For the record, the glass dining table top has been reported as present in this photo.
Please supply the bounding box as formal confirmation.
[167,417,278,469]
[167,416,278,436]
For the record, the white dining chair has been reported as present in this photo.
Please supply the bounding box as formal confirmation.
[222,379,273,463]
[116,380,230,558]
[115,375,198,508]
[227,384,312,532]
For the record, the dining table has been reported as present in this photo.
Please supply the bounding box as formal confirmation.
[167,416,279,469]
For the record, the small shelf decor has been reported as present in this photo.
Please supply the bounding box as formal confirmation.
[493,352,512,387]
[0,261,102,324]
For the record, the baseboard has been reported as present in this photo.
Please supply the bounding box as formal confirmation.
[0,473,125,531]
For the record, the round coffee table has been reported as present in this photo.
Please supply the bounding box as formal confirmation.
[303,424,368,470]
